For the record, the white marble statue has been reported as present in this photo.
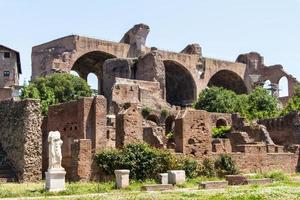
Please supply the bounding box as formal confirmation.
[48,131,63,170]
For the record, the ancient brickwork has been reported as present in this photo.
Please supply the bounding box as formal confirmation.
[174,109,212,159]
[258,112,300,147]
[71,139,92,182]
[0,99,42,182]
[116,104,143,148]
[46,96,107,178]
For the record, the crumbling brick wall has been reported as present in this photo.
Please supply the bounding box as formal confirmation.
[0,99,42,182]
[46,96,107,178]
[174,109,212,159]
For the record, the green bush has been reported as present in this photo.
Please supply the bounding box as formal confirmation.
[281,85,300,116]
[212,126,231,138]
[214,154,239,177]
[199,158,216,178]
[141,107,152,118]
[263,170,288,181]
[96,143,175,180]
[166,131,174,140]
[175,156,199,178]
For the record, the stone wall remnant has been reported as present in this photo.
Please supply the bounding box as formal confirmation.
[0,99,42,182]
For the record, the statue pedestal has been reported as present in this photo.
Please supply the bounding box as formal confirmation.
[45,168,66,192]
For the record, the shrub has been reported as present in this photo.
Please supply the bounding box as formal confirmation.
[141,107,151,118]
[214,154,238,177]
[199,158,216,178]
[166,131,174,140]
[212,126,231,138]
[175,156,199,178]
[96,143,175,180]
[161,109,169,117]
[263,170,288,181]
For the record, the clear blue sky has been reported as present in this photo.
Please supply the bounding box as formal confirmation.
[1,0,299,95]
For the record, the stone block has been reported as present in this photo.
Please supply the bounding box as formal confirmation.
[225,175,247,185]
[199,181,228,189]
[141,184,173,191]
[158,173,168,184]
[45,169,66,192]
[114,169,130,189]
[246,178,272,185]
[168,170,186,185]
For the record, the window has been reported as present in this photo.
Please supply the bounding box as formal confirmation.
[3,71,10,77]
[4,52,10,58]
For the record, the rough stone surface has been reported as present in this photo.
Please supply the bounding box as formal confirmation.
[116,103,143,148]
[71,139,92,182]
[246,178,272,185]
[136,51,165,99]
[141,184,173,191]
[168,170,186,185]
[174,109,212,159]
[0,99,42,182]
[199,181,228,189]
[225,175,248,185]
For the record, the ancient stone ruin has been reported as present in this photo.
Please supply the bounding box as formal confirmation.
[1,23,300,182]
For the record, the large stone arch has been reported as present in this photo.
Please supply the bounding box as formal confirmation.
[163,60,197,106]
[208,70,248,94]
[71,51,116,94]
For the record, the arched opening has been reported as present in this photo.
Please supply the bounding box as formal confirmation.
[278,76,289,97]
[263,80,271,90]
[164,60,196,106]
[146,115,160,124]
[216,118,227,128]
[70,70,80,77]
[71,51,116,95]
[87,73,99,95]
[165,115,175,135]
[207,70,248,94]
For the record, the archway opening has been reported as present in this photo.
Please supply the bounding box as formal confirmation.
[71,51,116,95]
[207,70,247,94]
[216,118,227,128]
[146,115,160,124]
[87,73,99,95]
[278,76,288,97]
[165,115,175,135]
[164,60,196,106]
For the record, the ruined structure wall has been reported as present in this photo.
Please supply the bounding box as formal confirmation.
[174,109,212,160]
[32,35,130,79]
[258,112,300,147]
[0,99,42,182]
[46,96,108,178]
[224,153,299,174]
[0,88,12,101]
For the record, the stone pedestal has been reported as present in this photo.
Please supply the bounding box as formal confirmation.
[45,169,66,192]
[168,170,186,185]
[114,169,130,189]
[158,173,168,184]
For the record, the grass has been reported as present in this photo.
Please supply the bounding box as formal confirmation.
[1,174,300,199]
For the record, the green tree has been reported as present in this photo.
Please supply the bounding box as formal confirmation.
[281,85,300,116]
[21,73,92,115]
[245,87,279,120]
[193,86,279,120]
[193,87,240,113]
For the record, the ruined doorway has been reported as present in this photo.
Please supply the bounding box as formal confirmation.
[71,51,116,95]
[164,60,197,106]
[207,70,248,94]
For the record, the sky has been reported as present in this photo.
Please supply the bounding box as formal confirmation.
[1,0,299,95]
